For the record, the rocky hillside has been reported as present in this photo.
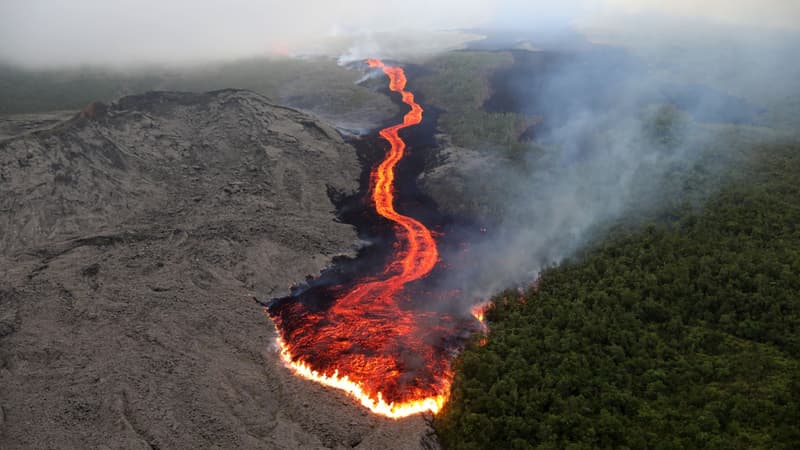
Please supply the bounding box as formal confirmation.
[0,90,436,449]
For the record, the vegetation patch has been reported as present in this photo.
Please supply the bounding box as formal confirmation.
[415,51,532,153]
[436,139,800,449]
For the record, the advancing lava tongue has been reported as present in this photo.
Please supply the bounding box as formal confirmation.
[268,59,460,418]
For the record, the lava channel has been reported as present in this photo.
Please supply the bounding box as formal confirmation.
[267,59,480,419]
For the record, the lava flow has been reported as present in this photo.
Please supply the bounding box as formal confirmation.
[267,59,479,418]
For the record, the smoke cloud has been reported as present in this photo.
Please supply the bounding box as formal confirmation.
[431,16,800,300]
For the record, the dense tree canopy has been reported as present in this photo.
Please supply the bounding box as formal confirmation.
[436,139,800,449]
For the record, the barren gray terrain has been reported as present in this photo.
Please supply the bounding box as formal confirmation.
[0,111,76,141]
[0,90,437,449]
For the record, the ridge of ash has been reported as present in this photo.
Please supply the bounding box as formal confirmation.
[0,90,438,448]
[0,89,356,256]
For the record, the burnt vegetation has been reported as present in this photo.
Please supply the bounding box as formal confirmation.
[435,138,800,448]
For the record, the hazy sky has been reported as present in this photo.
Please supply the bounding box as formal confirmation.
[0,0,797,66]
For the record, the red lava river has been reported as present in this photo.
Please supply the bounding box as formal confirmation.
[269,59,473,418]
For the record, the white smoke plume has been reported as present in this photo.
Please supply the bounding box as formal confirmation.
[431,18,800,300]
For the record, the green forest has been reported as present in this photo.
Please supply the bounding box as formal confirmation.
[435,138,800,449]
[415,51,531,154]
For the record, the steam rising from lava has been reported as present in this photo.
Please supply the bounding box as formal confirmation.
[268,59,480,418]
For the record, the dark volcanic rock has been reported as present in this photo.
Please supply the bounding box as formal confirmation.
[418,134,510,224]
[0,90,436,449]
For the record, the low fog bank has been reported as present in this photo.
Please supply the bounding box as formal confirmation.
[2,0,798,67]
[432,20,800,300]
[0,0,492,68]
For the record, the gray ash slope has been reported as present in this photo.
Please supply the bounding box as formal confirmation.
[0,89,358,259]
[0,90,437,449]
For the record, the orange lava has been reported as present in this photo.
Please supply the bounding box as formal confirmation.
[269,59,453,418]
[470,302,490,326]
[470,303,490,346]
[364,58,438,286]
[275,332,447,418]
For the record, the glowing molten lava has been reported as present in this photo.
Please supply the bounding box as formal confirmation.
[470,302,490,327]
[269,59,474,419]
[364,58,438,286]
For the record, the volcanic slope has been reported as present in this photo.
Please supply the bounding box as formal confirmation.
[0,90,437,449]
